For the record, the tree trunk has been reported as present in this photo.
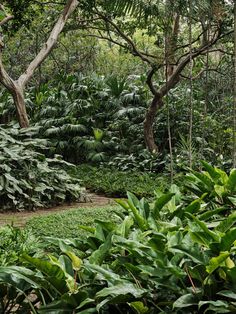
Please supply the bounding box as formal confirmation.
[144,94,163,153]
[0,0,78,128]
[12,85,29,128]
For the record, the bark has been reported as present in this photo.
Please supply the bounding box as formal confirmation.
[144,94,164,153]
[165,13,180,77]
[12,84,29,128]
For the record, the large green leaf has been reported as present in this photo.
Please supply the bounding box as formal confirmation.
[226,169,236,192]
[0,266,41,292]
[173,293,198,309]
[89,233,112,265]
[220,228,236,251]
[201,161,222,181]
[22,254,68,294]
[153,193,175,218]
[216,212,236,233]
[206,252,230,274]
[127,192,148,231]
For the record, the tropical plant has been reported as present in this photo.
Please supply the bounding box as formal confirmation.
[0,126,81,211]
[0,225,42,266]
[1,163,236,312]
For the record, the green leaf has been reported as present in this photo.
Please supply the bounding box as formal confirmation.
[184,199,201,214]
[0,10,6,20]
[186,213,220,242]
[22,254,68,294]
[206,252,230,274]
[117,216,134,237]
[85,263,121,284]
[127,192,148,231]
[228,197,236,206]
[93,128,104,141]
[89,233,112,265]
[216,211,236,233]
[0,266,40,292]
[199,300,230,313]
[129,301,149,314]
[226,169,236,192]
[217,290,236,300]
[220,228,236,251]
[191,171,214,190]
[65,252,82,271]
[115,198,130,210]
[96,282,147,300]
[201,161,222,181]
[173,293,198,308]
[153,193,175,218]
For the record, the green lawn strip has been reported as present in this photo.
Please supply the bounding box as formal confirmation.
[25,205,120,240]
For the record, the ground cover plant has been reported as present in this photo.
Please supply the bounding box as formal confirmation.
[77,164,169,198]
[1,163,236,313]
[26,205,120,240]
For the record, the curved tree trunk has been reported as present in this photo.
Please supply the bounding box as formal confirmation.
[144,94,163,153]
[12,85,29,128]
[0,0,78,128]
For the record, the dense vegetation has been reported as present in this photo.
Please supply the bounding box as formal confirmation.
[0,0,235,313]
[1,164,236,312]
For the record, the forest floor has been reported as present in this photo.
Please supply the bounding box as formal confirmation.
[0,193,115,228]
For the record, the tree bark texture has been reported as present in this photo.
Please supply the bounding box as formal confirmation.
[12,85,29,128]
[144,94,164,153]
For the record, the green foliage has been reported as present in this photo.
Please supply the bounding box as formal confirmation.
[0,126,81,211]
[25,205,120,240]
[1,164,236,312]
[77,164,168,197]
[185,161,236,208]
[0,225,42,266]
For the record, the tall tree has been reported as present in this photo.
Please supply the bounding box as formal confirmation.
[0,0,78,128]
[77,0,233,153]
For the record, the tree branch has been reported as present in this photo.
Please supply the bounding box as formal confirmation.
[17,0,78,88]
[159,27,228,97]
[0,4,14,26]
[146,67,159,96]
[96,12,153,65]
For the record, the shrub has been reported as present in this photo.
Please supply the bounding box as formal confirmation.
[0,126,81,211]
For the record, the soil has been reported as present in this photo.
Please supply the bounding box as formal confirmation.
[0,193,115,228]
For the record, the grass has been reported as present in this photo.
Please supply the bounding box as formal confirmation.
[25,205,121,240]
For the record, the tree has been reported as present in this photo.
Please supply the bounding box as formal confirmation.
[77,0,233,153]
[0,0,78,128]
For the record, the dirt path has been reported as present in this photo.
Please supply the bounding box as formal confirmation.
[0,193,115,228]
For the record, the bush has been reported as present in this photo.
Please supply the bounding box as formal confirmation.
[0,126,82,211]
